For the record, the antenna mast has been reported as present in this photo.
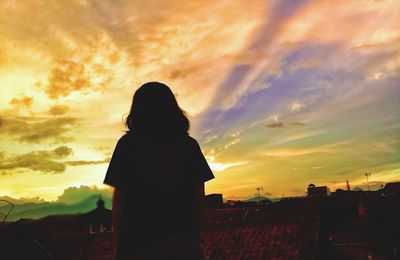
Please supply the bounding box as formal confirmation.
[256,187,263,198]
[365,172,371,191]
[346,180,351,191]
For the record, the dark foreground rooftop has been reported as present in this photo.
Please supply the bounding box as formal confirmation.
[1,189,399,259]
[80,218,319,260]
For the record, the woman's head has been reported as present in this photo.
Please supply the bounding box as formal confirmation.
[125,82,190,136]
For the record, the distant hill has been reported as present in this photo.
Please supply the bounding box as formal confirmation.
[244,196,272,202]
[1,194,112,222]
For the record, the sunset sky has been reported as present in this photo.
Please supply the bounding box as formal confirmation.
[1,0,399,201]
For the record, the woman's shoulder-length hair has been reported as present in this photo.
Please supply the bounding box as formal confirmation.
[125,82,190,136]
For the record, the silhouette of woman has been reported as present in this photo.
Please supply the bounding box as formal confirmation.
[103,82,214,260]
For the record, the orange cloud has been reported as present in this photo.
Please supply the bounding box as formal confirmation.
[0,115,78,143]
[45,60,91,99]
[9,95,33,108]
[0,146,73,173]
[49,105,69,115]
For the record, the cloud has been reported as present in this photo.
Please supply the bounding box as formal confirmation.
[9,95,33,109]
[167,64,204,80]
[56,185,112,205]
[266,122,306,128]
[289,102,305,112]
[258,141,349,159]
[53,146,73,157]
[262,192,273,197]
[204,134,218,144]
[209,0,311,109]
[44,59,91,99]
[0,195,45,204]
[0,146,109,174]
[208,161,247,172]
[352,182,386,192]
[65,158,111,166]
[0,115,78,143]
[266,122,284,128]
[289,122,307,126]
[1,0,274,114]
[0,146,73,174]
[92,145,113,154]
[48,105,69,115]
[289,58,324,72]
[0,185,112,208]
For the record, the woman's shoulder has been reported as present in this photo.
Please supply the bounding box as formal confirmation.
[184,136,203,151]
[182,135,197,144]
[117,132,199,147]
[118,132,130,141]
[116,132,135,146]
[185,135,196,143]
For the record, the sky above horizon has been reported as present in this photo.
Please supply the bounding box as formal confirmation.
[1,0,399,201]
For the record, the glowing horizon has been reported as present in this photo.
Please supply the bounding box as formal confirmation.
[1,0,399,201]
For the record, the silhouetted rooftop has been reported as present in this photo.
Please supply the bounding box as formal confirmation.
[78,217,320,260]
[382,182,400,197]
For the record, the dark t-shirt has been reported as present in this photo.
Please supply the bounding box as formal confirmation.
[104,133,214,187]
[103,133,214,250]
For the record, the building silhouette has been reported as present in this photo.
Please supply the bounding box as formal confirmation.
[1,185,399,259]
[307,184,331,197]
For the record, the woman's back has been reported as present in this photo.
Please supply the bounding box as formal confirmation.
[104,132,214,256]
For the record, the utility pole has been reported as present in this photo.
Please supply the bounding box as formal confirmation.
[256,187,263,198]
[365,172,371,191]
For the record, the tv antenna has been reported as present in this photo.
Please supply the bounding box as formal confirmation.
[365,172,371,191]
[256,187,263,198]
